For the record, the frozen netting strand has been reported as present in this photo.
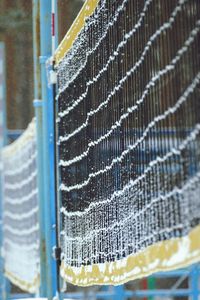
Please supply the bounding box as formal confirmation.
[59,23,200,175]
[4,237,39,251]
[56,0,200,283]
[57,0,154,121]
[4,150,37,177]
[58,0,188,143]
[57,0,132,95]
[60,71,200,217]
[57,0,107,94]
[61,126,200,266]
[59,21,200,192]
[2,119,40,293]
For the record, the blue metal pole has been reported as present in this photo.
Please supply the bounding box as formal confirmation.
[6,130,23,141]
[32,0,48,296]
[0,182,5,300]
[189,265,199,300]
[0,42,7,146]
[32,0,41,101]
[0,41,10,300]
[127,288,195,298]
[39,0,59,298]
[63,286,198,299]
[8,293,34,300]
[113,285,126,300]
[33,99,47,297]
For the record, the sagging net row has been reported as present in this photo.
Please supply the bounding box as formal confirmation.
[56,0,200,286]
[1,119,40,292]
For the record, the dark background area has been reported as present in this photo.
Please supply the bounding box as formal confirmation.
[0,0,83,294]
[0,0,83,130]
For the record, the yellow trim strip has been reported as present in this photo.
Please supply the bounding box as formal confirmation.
[5,270,39,293]
[54,0,99,65]
[61,225,200,286]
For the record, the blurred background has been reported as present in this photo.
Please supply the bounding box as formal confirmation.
[0,0,83,295]
[0,0,84,130]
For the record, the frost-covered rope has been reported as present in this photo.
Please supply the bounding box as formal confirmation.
[57,0,200,281]
[4,206,39,221]
[57,0,132,93]
[59,31,199,169]
[57,0,187,122]
[58,10,197,147]
[57,0,154,118]
[4,170,37,190]
[4,151,36,177]
[2,119,40,292]
[4,223,39,236]
[5,188,38,205]
[60,72,200,214]
[4,237,39,251]
[62,171,200,242]
[60,24,200,192]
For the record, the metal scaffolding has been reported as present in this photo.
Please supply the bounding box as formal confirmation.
[0,1,199,299]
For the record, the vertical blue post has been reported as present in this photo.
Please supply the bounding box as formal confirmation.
[189,265,199,300]
[39,0,59,298]
[0,41,10,300]
[0,170,5,300]
[34,99,47,297]
[0,42,7,146]
[32,0,41,102]
[113,285,126,300]
[32,0,48,296]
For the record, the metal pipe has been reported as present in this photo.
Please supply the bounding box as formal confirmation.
[150,269,190,278]
[63,287,198,299]
[0,41,10,300]
[6,129,24,140]
[113,285,125,300]
[33,99,47,297]
[8,294,34,299]
[51,0,56,55]
[32,0,41,101]
[127,289,198,298]
[189,265,199,300]
[32,0,48,296]
[39,0,59,298]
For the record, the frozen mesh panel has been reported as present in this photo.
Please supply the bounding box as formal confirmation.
[55,0,200,286]
[2,119,40,293]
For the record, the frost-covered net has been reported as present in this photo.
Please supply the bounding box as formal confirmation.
[56,0,200,285]
[2,119,40,292]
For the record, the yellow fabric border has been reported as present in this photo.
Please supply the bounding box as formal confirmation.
[5,269,39,293]
[54,0,99,65]
[61,225,200,286]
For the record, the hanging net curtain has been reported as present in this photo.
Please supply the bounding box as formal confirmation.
[2,119,40,292]
[55,0,200,286]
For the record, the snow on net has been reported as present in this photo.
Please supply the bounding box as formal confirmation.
[1,119,40,293]
[56,0,200,286]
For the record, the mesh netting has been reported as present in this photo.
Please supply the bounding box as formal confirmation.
[56,0,200,285]
[2,119,40,292]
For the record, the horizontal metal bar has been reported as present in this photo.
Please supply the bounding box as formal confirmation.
[63,292,114,299]
[33,99,43,107]
[39,55,50,64]
[126,289,198,297]
[8,294,34,299]
[7,129,24,139]
[63,288,199,299]
[151,270,190,278]
[152,265,200,278]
